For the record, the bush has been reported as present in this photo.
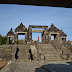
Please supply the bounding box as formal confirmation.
[2,36,7,44]
[0,34,3,45]
[0,34,7,45]
[18,39,24,43]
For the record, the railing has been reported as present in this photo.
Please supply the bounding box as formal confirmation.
[63,41,72,52]
[50,40,62,54]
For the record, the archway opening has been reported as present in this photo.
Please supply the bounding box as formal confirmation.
[9,37,12,44]
[51,34,57,40]
[32,32,42,42]
[18,33,25,44]
[62,38,66,41]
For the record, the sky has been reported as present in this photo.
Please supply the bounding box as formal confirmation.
[0,4,72,42]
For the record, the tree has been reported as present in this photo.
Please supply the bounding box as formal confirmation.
[0,34,3,45]
[18,39,24,43]
[0,34,7,45]
[2,36,7,44]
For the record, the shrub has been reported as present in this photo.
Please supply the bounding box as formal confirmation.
[0,34,7,45]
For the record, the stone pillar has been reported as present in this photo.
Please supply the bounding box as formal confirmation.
[28,28,32,41]
[48,32,51,42]
[25,32,27,41]
[65,37,66,41]
[12,36,14,44]
[42,32,44,42]
[42,32,43,42]
[15,33,18,44]
[42,29,49,43]
[7,37,9,44]
[17,33,18,44]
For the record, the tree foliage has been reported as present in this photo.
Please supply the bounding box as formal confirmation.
[0,34,7,45]
[0,34,3,45]
[18,39,24,43]
[2,36,7,44]
[68,40,70,41]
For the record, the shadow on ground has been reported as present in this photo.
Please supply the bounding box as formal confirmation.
[35,62,72,72]
[1,61,72,72]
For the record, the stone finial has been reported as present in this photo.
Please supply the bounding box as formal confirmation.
[10,28,12,31]
[51,23,54,26]
[15,22,27,32]
[7,28,14,36]
[61,29,63,32]
[20,22,23,26]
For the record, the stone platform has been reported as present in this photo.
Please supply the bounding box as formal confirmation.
[1,61,72,72]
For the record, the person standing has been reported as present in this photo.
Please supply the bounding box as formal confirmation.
[38,36,39,41]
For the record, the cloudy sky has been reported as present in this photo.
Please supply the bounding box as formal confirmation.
[0,4,72,41]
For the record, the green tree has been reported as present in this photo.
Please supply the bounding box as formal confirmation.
[0,34,3,45]
[2,36,7,44]
[68,40,70,41]
[0,34,7,45]
[18,39,24,43]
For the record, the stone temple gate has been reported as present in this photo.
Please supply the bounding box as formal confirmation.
[7,22,67,44]
[1,22,72,62]
[28,25,48,42]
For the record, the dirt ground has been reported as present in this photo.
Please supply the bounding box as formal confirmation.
[0,61,8,70]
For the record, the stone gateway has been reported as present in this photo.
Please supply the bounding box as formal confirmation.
[0,22,72,62]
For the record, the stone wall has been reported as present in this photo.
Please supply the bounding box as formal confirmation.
[0,45,12,60]
[0,44,30,61]
[0,42,72,61]
[50,37,72,60]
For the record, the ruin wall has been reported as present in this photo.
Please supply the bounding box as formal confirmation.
[0,44,30,61]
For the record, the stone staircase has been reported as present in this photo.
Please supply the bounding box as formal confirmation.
[50,41,72,60]
[36,44,61,61]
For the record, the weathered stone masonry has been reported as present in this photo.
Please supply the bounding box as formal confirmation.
[0,22,72,62]
[7,23,67,44]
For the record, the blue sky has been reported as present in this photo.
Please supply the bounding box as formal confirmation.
[0,4,72,41]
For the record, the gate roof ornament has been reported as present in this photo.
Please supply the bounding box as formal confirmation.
[59,29,67,36]
[7,28,14,36]
[48,24,60,32]
[15,22,27,32]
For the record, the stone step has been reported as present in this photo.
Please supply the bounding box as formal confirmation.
[45,57,60,60]
[42,54,58,57]
[37,44,61,61]
[41,53,56,55]
[45,55,60,58]
[41,51,57,54]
